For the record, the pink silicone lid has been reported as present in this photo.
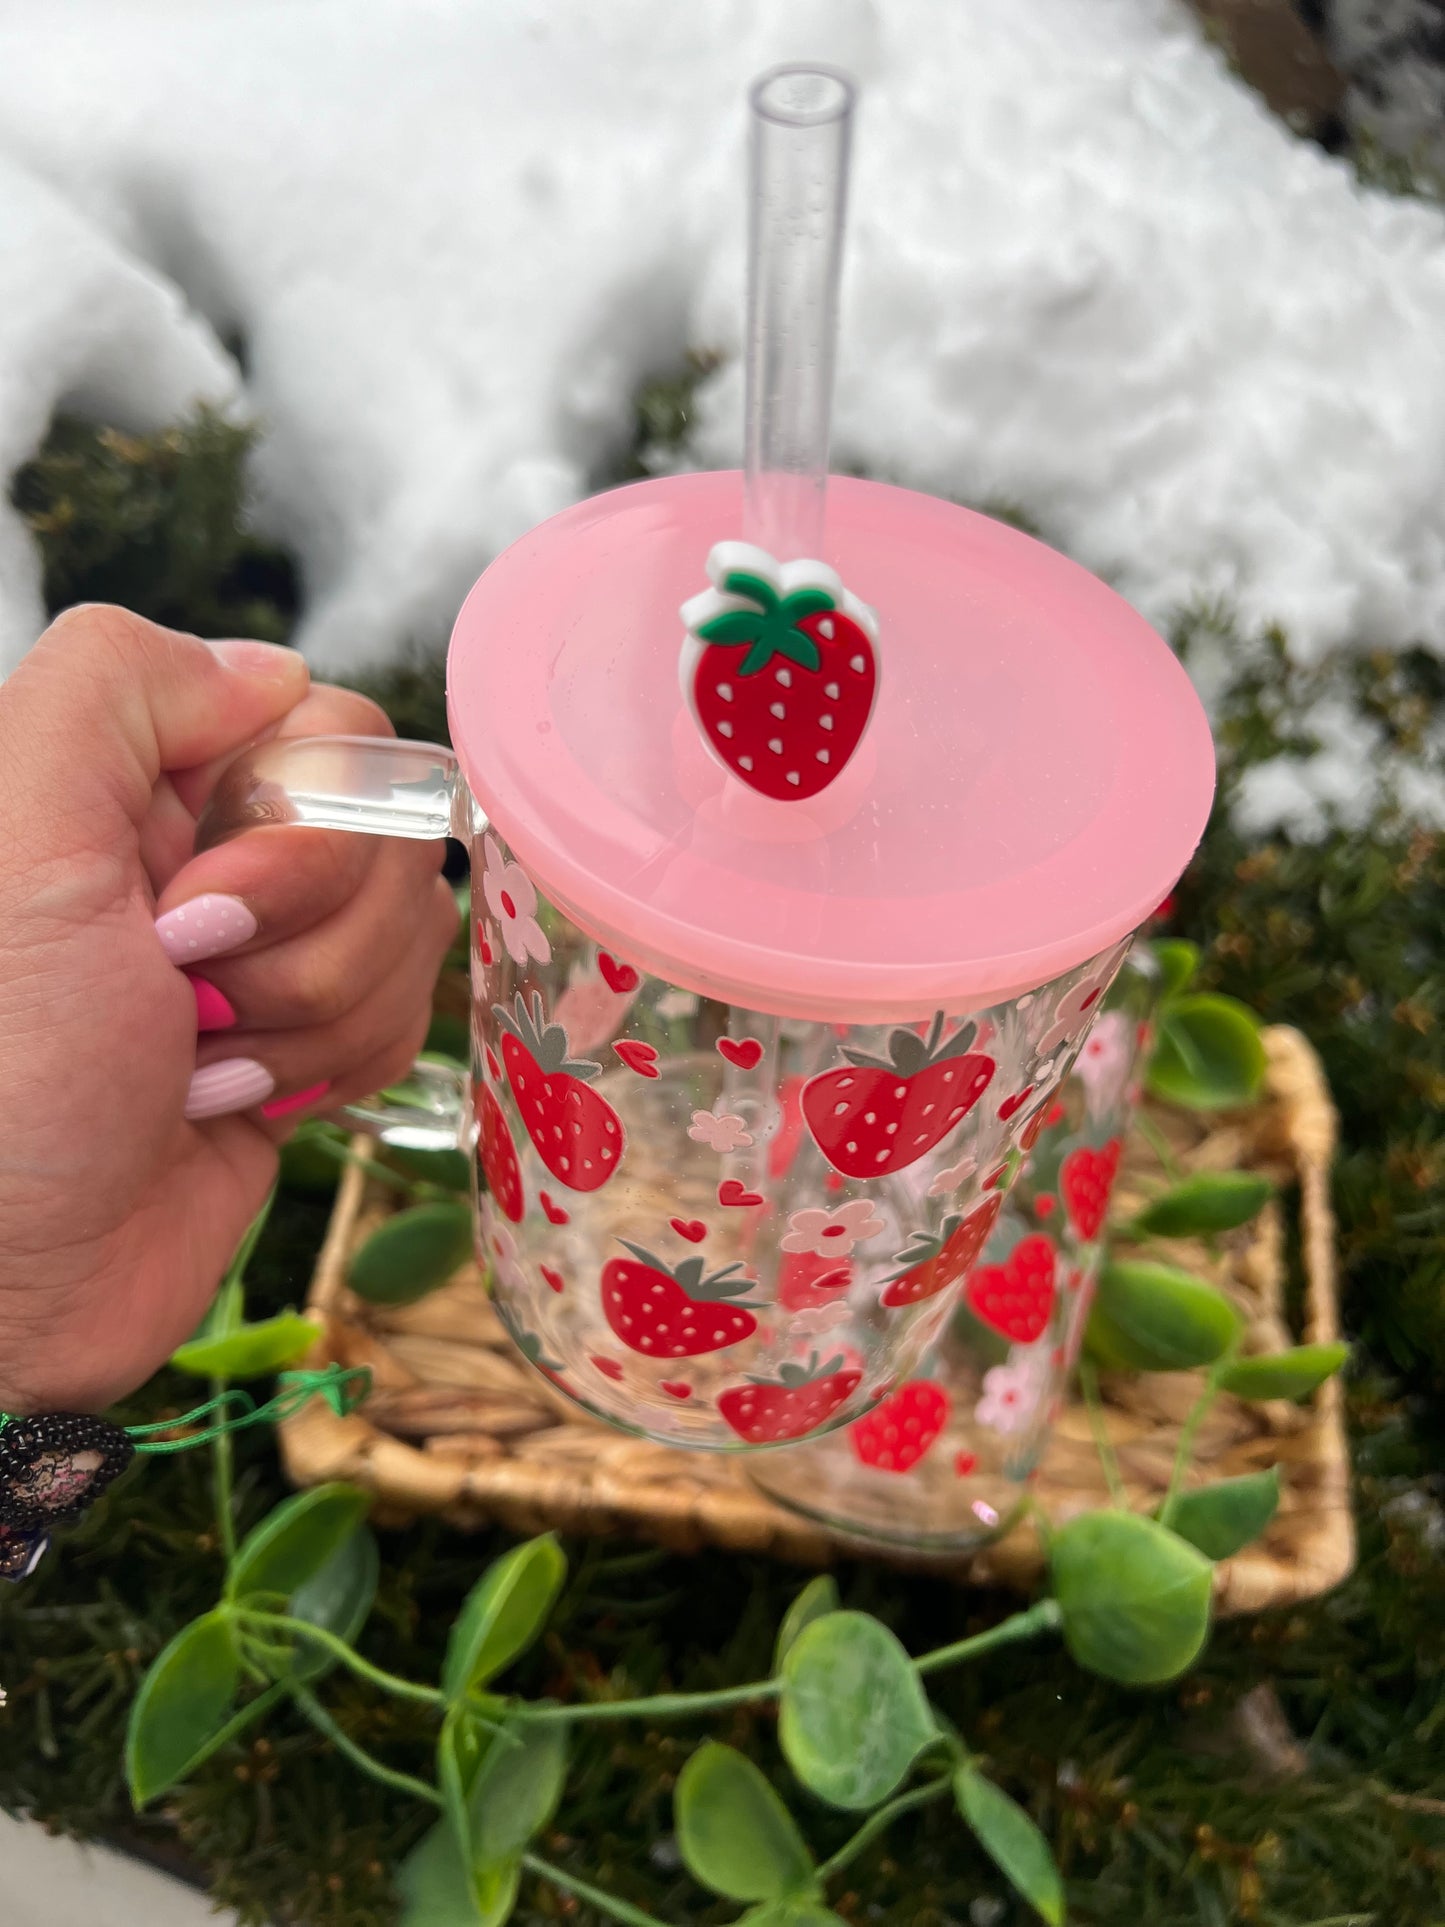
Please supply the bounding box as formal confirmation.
[447,472,1214,1022]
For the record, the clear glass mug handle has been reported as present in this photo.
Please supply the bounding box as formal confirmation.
[197,734,477,1153]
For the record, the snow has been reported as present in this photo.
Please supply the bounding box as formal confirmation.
[0,0,1444,832]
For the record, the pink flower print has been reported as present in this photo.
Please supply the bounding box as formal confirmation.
[688,1109,754,1154]
[481,836,550,968]
[788,1301,854,1340]
[928,1148,978,1198]
[479,1200,526,1295]
[554,963,633,1054]
[1075,1010,1134,1121]
[781,1199,885,1259]
[975,1346,1050,1436]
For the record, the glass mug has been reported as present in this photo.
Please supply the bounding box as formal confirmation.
[749,950,1161,1540]
[200,472,1213,1451]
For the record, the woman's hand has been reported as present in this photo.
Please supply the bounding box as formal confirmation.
[0,605,457,1413]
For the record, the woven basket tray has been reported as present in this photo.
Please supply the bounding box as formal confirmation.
[281,1026,1352,1614]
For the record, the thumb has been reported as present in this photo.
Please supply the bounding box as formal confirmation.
[0,604,310,841]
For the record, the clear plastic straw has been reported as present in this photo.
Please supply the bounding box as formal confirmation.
[743,64,856,562]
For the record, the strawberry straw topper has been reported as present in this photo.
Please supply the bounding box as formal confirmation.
[680,67,875,802]
[680,542,879,799]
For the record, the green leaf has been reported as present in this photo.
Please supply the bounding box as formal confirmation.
[1050,1511,1213,1685]
[228,1483,371,1604]
[442,1535,567,1700]
[1146,995,1267,1110]
[1151,939,1199,1002]
[676,1742,814,1902]
[286,1526,380,1680]
[348,1203,473,1305]
[1087,1261,1242,1371]
[125,1609,243,1805]
[435,1715,566,1921]
[398,1820,515,1927]
[738,1906,847,1926]
[1131,1172,1273,1239]
[698,609,766,644]
[469,1720,569,1871]
[278,1121,347,1193]
[171,1312,320,1380]
[954,1766,1064,1925]
[774,1575,840,1671]
[1218,1342,1349,1403]
[225,1188,276,1290]
[1165,1469,1281,1561]
[425,1009,472,1065]
[386,1142,474,1195]
[778,1612,935,1810]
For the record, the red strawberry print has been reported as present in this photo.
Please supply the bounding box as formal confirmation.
[597,951,640,994]
[849,1381,950,1473]
[484,1043,502,1082]
[803,1011,995,1178]
[680,544,879,801]
[1061,1138,1122,1242]
[477,1082,524,1223]
[494,992,624,1192]
[670,1217,707,1244]
[965,1233,1058,1344]
[601,1241,761,1358]
[880,1194,1002,1308]
[718,1036,765,1071]
[540,1191,569,1225]
[778,1248,852,1310]
[613,1039,660,1078]
[717,1354,863,1443]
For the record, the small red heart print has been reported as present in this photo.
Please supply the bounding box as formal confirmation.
[660,1380,693,1400]
[540,1191,570,1225]
[670,1217,707,1244]
[998,1086,1033,1122]
[718,1179,764,1209]
[954,1451,977,1477]
[590,1356,624,1381]
[541,1265,565,1294]
[598,951,640,994]
[717,1037,764,1071]
[1035,1195,1057,1218]
[613,1039,660,1078]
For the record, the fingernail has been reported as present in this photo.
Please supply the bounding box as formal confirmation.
[261,1080,332,1121]
[189,974,237,1032]
[185,1058,275,1120]
[155,893,257,964]
[207,638,307,685]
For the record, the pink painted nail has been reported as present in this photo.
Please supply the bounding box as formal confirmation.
[261,1080,332,1121]
[185,1058,274,1120]
[189,974,237,1032]
[155,894,257,965]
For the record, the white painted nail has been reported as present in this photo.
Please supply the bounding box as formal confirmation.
[155,894,258,965]
[185,1057,275,1120]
